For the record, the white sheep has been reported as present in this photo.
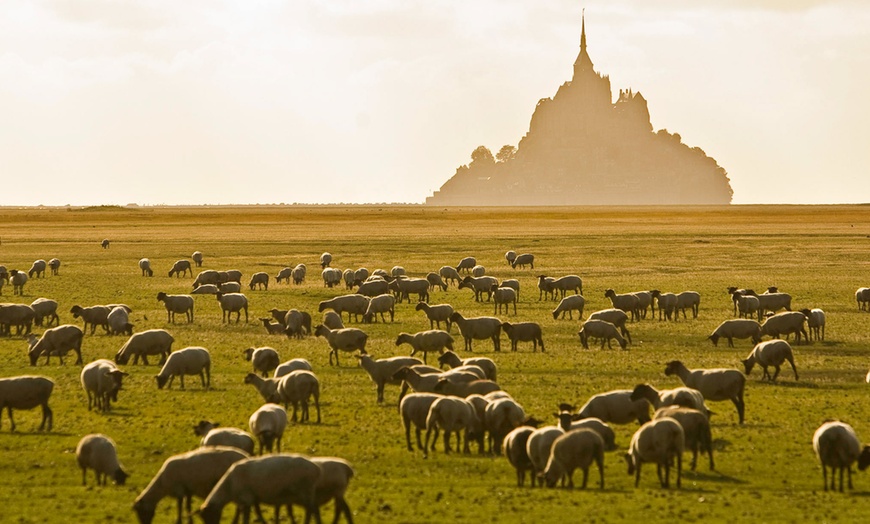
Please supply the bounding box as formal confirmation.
[742,340,799,381]
[0,303,36,336]
[503,425,537,487]
[106,306,133,336]
[48,258,60,276]
[542,428,605,489]
[80,359,126,412]
[526,426,565,486]
[485,397,527,454]
[218,281,241,293]
[504,250,517,265]
[555,413,616,451]
[415,302,454,331]
[801,308,826,341]
[248,403,288,454]
[320,311,344,331]
[650,290,677,321]
[664,360,745,423]
[511,253,535,269]
[552,294,585,320]
[156,292,195,323]
[273,369,321,423]
[70,304,110,334]
[813,420,870,492]
[27,324,84,366]
[624,417,685,488]
[138,258,153,277]
[356,278,389,297]
[191,284,219,295]
[0,375,54,431]
[587,308,632,344]
[274,358,313,378]
[604,288,640,321]
[578,319,628,350]
[192,250,203,266]
[424,396,484,457]
[458,275,498,302]
[426,272,448,292]
[391,277,430,303]
[456,256,477,273]
[491,285,518,315]
[168,259,193,278]
[308,456,355,524]
[549,275,583,298]
[756,292,792,319]
[501,322,544,352]
[28,259,46,278]
[391,366,480,400]
[215,292,248,323]
[734,292,760,319]
[363,293,396,323]
[156,346,211,390]
[856,287,870,311]
[342,269,355,289]
[318,294,370,323]
[194,421,256,454]
[10,269,28,295]
[576,389,650,425]
[114,329,174,366]
[283,309,307,339]
[353,267,369,282]
[356,354,423,403]
[320,252,332,268]
[313,325,368,366]
[400,392,443,452]
[390,265,406,278]
[760,311,808,344]
[471,264,486,277]
[433,378,501,398]
[439,265,462,286]
[396,330,454,364]
[30,298,59,327]
[630,384,709,416]
[260,317,286,335]
[248,272,269,291]
[708,319,762,347]
[75,434,128,486]
[321,267,342,288]
[537,275,556,301]
[192,270,222,288]
[243,347,280,377]
[275,267,294,284]
[437,350,497,381]
[243,373,280,404]
[653,406,714,471]
[450,312,502,352]
[675,291,701,319]
[292,264,306,284]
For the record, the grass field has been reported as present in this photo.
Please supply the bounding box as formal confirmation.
[1,204,870,523]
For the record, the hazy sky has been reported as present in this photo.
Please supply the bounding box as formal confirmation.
[1,0,868,205]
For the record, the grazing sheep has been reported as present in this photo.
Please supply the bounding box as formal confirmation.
[503,426,536,487]
[363,293,396,323]
[243,347,280,377]
[542,429,605,489]
[216,293,248,323]
[392,366,480,400]
[30,298,59,327]
[138,258,153,277]
[390,266,406,278]
[195,421,256,455]
[491,285,518,315]
[537,275,556,301]
[356,354,423,403]
[511,253,535,270]
[218,281,241,293]
[856,287,870,311]
[274,359,313,378]
[353,268,369,282]
[501,322,544,352]
[801,308,826,341]
[756,292,792,319]
[292,264,306,285]
[708,319,762,347]
[391,277,430,304]
[760,311,808,344]
[555,413,616,452]
[283,309,307,339]
[28,259,47,278]
[415,302,454,331]
[675,291,701,319]
[0,303,36,336]
[439,265,462,287]
[107,306,133,336]
[526,426,565,486]
[70,304,110,334]
[320,252,332,268]
[576,389,651,425]
[273,370,321,423]
[248,272,269,291]
[168,259,193,278]
[498,278,520,299]
[458,275,498,302]
[191,284,219,295]
[260,318,285,335]
[248,404,288,454]
[578,320,628,350]
[192,250,203,267]
[192,270,222,288]
[115,329,174,366]
[356,278,389,298]
[654,406,714,471]
[81,359,127,412]
[632,291,654,319]
[322,311,344,330]
[101,239,110,249]
[307,457,355,524]
[630,384,709,416]
[10,269,27,295]
[813,420,870,492]
[133,446,249,524]
[437,350,497,381]
[318,294,370,323]
[322,267,343,288]
[624,417,684,488]
[604,288,640,321]
[651,290,677,321]
[433,378,501,398]
[552,295,585,320]
[742,340,799,381]
[342,269,355,289]
[456,256,477,273]
[426,272,448,292]
[471,265,486,277]
[156,347,211,390]
[313,325,368,366]
[549,275,583,299]
[504,250,517,265]
[485,397,527,455]
[27,324,84,366]
[665,360,745,423]
[400,392,443,452]
[587,309,632,344]
[396,330,454,364]
[0,375,54,431]
[450,312,502,352]
[734,292,761,319]
[76,434,128,486]
[424,396,484,457]
[275,267,294,284]
[156,292,194,324]
[48,258,60,276]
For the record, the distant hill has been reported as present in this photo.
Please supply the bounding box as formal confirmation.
[426,15,733,206]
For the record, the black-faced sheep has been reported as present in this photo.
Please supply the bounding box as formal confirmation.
[742,340,798,382]
[313,325,368,366]
[156,347,211,390]
[0,375,54,431]
[115,329,174,366]
[813,420,870,492]
[168,259,192,278]
[216,292,248,323]
[450,312,502,352]
[156,292,194,323]
[76,433,128,486]
[664,360,745,424]
[624,417,684,488]
[501,322,544,352]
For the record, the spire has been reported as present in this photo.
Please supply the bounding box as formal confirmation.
[573,8,594,80]
[580,8,586,53]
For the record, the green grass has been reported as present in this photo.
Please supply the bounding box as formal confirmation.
[1,204,870,523]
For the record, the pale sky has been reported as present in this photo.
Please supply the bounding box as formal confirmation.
[1,0,868,206]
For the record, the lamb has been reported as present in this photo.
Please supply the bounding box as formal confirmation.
[664,360,745,423]
[856,287,870,311]
[274,358,313,378]
[192,250,203,267]
[28,259,46,278]
[0,303,36,335]
[248,272,269,291]
[260,318,286,335]
[501,322,544,352]
[708,319,762,347]
[675,291,701,319]
[356,354,423,403]
[437,350,497,381]
[537,275,556,301]
[168,259,192,278]
[485,397,527,455]
[80,359,126,412]
[322,267,342,288]
[504,250,517,265]
[491,285,518,315]
[630,384,709,416]
[313,325,368,366]
[756,292,792,319]
[542,429,605,489]
[194,421,256,455]
[651,290,677,321]
[322,311,344,330]
[192,270,222,288]
[503,425,537,487]
[10,269,27,295]
[801,308,826,341]
[243,347,280,377]
[511,253,535,269]
[526,426,565,486]
[248,403,288,454]
[424,396,484,457]
[396,330,454,364]
[439,265,462,286]
[114,329,174,365]
[624,417,685,488]
[760,311,808,344]
[734,292,760,319]
[576,389,651,425]
[75,434,128,486]
[48,258,60,275]
[292,264,306,284]
[275,267,294,284]
[742,340,799,381]
[456,256,477,273]
[27,324,84,366]
[101,239,110,249]
[320,252,332,268]
[450,312,502,352]
[216,292,248,323]
[363,293,396,323]
[587,308,632,344]
[653,406,714,471]
[156,346,211,390]
[400,392,443,452]
[552,295,585,320]
[471,264,486,277]
[243,373,280,403]
[318,294,370,323]
[70,304,111,334]
[0,375,54,431]
[578,319,628,350]
[550,275,583,298]
[426,272,448,292]
[415,302,454,331]
[106,306,133,336]
[156,292,195,323]
[458,275,498,302]
[138,258,153,277]
[604,288,640,321]
[391,277,430,304]
[133,446,250,524]
[30,298,59,327]
[813,420,870,492]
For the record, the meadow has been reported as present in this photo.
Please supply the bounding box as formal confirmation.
[0,204,869,523]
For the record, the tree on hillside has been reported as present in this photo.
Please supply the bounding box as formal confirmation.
[470,146,495,166]
[496,145,517,163]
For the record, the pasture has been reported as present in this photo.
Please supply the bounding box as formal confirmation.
[0,204,869,523]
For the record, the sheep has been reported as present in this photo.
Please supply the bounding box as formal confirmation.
[485,397,527,454]
[320,252,332,268]
[47,258,60,276]
[856,287,870,311]
[439,265,462,287]
[313,325,368,366]
[742,339,799,381]
[504,250,517,265]
[168,259,192,278]
[587,308,632,344]
[526,426,565,486]
[578,319,628,350]
[541,429,605,489]
[392,366,480,400]
[555,412,616,452]
[81,359,127,412]
[400,392,443,452]
[396,330,454,364]
[389,265,405,278]
[76,434,128,486]
[137,258,154,277]
[318,294,370,323]
[632,291,654,319]
[536,275,556,301]
[433,378,501,398]
[391,277,430,304]
[0,303,36,335]
[30,298,59,327]
[27,324,84,366]
[243,347,280,377]
[813,420,870,492]
[0,375,54,431]
[501,322,544,352]
[156,346,211,390]
[650,290,677,321]
[133,446,250,524]
[624,417,684,488]
[471,264,486,277]
[353,268,369,282]
[283,309,307,339]
[342,269,355,289]
[218,281,241,294]
[272,370,321,423]
[248,272,269,291]
[275,267,294,284]
[306,457,354,524]
[156,292,194,324]
[28,259,46,278]
[630,384,709,416]
[760,311,808,344]
[437,350,497,381]
[248,403,288,454]
[115,329,174,366]
[734,292,760,319]
[708,319,762,347]
[552,294,585,320]
[756,292,792,319]
[274,358,313,378]
[575,389,651,425]
[450,312,502,352]
[70,304,110,334]
[192,250,203,267]
[292,264,306,285]
[424,396,484,457]
[243,373,280,404]
[356,354,423,403]
[321,267,341,288]
[106,306,133,336]
[363,293,396,323]
[356,278,389,297]
[604,288,640,321]
[458,275,498,302]
[653,406,714,471]
[191,284,219,295]
[550,275,583,298]
[101,239,110,249]
[260,318,286,335]
[216,292,248,323]
[456,256,476,273]
[192,270,222,288]
[425,272,448,292]
[491,285,518,315]
[415,302,454,331]
[198,454,321,524]
[322,311,344,330]
[10,269,27,295]
[675,291,701,319]
[503,426,537,487]
[195,421,256,455]
[510,253,535,270]
[801,308,826,341]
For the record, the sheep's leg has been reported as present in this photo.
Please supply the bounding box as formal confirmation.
[423,427,433,457]
[634,462,641,487]
[656,463,664,487]
[734,396,745,424]
[7,407,15,432]
[676,453,682,488]
[443,430,451,454]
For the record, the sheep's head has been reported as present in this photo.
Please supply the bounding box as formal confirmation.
[630,384,654,402]
[741,357,755,376]
[604,289,615,298]
[156,375,169,389]
[858,446,870,471]
[707,334,720,346]
[624,453,636,475]
[193,420,218,436]
[663,361,682,376]
[243,348,255,361]
[112,468,129,486]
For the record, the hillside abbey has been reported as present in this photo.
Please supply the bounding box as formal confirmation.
[426,16,733,206]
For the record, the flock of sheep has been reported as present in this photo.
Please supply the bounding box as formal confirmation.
[1,244,870,523]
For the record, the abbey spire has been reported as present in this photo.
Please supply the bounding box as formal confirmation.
[573,9,594,79]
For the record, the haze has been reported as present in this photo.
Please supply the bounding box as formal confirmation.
[1,0,867,206]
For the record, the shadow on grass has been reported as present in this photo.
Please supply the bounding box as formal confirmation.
[2,430,74,437]
[683,470,747,484]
